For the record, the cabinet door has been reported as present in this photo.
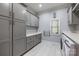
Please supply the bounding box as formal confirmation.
[35,17,39,27]
[67,7,79,24]
[36,35,39,44]
[25,11,31,26]
[30,14,39,27]
[67,7,72,24]
[26,36,34,50]
[13,20,26,56]
[13,3,25,20]
[33,35,37,46]
[0,3,10,17]
[0,19,10,56]
[13,38,26,56]
[27,41,33,51]
[30,14,36,26]
[38,34,41,43]
[27,37,33,43]
[72,13,79,24]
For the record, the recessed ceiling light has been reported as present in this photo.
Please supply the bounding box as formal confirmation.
[39,4,42,8]
[22,10,26,14]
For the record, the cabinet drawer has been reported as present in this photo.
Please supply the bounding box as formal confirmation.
[27,36,33,43]
[27,41,34,51]
[33,40,37,46]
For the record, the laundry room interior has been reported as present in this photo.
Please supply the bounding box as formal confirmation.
[0,3,79,56]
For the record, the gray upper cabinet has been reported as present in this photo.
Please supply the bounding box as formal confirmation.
[0,18,10,56]
[13,20,26,56]
[25,11,31,26]
[30,14,36,26]
[25,11,39,27]
[35,17,39,27]
[13,21,26,39]
[67,7,79,25]
[30,14,39,27]
[13,4,26,20]
[0,3,10,17]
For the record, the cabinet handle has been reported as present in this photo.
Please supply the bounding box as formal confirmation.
[64,40,70,48]
[12,12,15,25]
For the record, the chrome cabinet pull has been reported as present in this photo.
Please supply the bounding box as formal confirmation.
[64,40,70,48]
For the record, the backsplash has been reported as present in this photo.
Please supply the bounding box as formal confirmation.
[26,30,37,35]
[26,26,38,35]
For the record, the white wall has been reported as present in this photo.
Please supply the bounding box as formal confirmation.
[38,8,76,42]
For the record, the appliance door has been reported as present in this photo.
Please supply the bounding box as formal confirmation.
[64,38,76,56]
[61,38,66,56]
[64,40,71,56]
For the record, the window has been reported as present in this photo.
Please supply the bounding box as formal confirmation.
[50,18,60,34]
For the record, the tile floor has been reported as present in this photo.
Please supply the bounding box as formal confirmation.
[24,40,61,56]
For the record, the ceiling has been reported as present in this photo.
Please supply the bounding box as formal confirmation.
[24,3,70,14]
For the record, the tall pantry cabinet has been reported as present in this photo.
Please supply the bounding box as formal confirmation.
[0,3,12,56]
[13,3,26,56]
[0,3,26,56]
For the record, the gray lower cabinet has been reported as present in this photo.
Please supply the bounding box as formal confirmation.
[33,34,41,46]
[0,18,10,56]
[33,35,37,46]
[13,20,26,56]
[26,33,42,51]
[27,41,34,51]
[0,42,10,56]
[27,37,33,43]
[37,34,41,43]
[13,38,26,56]
[26,36,34,51]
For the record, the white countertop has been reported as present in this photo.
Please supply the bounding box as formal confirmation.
[26,32,42,37]
[63,31,79,44]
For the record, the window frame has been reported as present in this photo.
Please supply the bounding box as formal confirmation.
[50,18,60,35]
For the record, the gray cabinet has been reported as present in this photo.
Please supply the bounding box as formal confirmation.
[25,11,31,26]
[30,14,39,27]
[35,34,41,45]
[26,36,34,51]
[27,41,33,51]
[0,18,10,56]
[26,33,42,51]
[0,3,10,16]
[67,7,79,25]
[34,16,39,27]
[13,20,26,56]
[25,11,39,27]
[33,35,38,46]
[0,3,12,56]
[37,34,41,43]
[13,3,26,20]
[33,34,41,46]
[30,14,36,26]
[12,3,27,56]
[13,4,26,56]
[13,38,26,56]
[27,36,33,43]
[0,3,27,56]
